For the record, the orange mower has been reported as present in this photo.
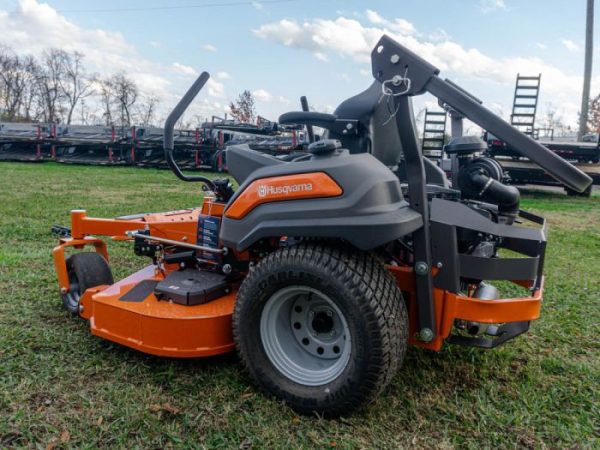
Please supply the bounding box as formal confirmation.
[52,35,592,416]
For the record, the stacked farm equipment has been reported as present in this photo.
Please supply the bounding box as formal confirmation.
[0,116,305,172]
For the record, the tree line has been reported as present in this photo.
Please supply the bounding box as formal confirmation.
[0,45,159,127]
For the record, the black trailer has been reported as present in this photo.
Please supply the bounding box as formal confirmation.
[487,135,600,163]
[54,125,128,165]
[0,122,49,161]
[493,157,599,197]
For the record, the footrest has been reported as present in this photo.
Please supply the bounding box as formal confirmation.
[155,269,228,306]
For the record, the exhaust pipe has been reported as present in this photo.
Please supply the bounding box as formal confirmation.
[467,282,499,335]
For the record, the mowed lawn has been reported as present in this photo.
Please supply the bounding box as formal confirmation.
[0,162,598,449]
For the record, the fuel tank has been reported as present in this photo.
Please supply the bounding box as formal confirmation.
[220,147,423,251]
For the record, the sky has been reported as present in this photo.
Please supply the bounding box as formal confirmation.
[0,0,598,130]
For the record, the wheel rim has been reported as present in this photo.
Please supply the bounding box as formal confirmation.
[63,271,81,311]
[260,286,351,386]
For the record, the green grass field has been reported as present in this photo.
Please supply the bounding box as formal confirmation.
[0,162,598,449]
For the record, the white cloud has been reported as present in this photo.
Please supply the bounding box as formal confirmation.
[536,42,548,50]
[251,1,263,10]
[253,89,273,102]
[172,62,198,77]
[215,71,232,80]
[150,41,162,49]
[561,39,580,53]
[0,0,229,124]
[255,9,599,126]
[365,9,415,35]
[201,43,217,52]
[365,9,385,25]
[206,79,225,98]
[429,28,451,42]
[479,0,507,13]
[314,52,328,62]
[252,90,290,105]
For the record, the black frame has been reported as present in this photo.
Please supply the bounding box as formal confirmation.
[370,35,585,341]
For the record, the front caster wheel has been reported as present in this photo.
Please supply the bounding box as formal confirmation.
[62,252,113,314]
[233,244,408,417]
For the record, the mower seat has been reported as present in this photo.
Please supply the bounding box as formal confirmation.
[326,81,403,168]
[226,144,283,184]
[328,82,448,187]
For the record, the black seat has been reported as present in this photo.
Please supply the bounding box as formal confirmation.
[275,81,449,187]
[226,144,283,184]
[326,81,403,167]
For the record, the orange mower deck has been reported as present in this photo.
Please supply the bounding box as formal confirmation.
[79,265,236,358]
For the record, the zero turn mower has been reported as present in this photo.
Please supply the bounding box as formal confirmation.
[52,35,592,416]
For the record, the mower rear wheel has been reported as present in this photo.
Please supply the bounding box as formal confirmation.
[233,244,407,417]
[62,252,113,314]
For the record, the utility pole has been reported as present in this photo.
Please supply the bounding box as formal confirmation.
[578,0,595,140]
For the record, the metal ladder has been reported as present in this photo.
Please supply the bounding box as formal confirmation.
[421,109,447,159]
[510,74,541,136]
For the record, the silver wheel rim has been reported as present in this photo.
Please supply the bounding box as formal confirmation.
[63,271,81,311]
[260,286,351,386]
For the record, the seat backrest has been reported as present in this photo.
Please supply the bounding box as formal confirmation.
[226,144,283,184]
[325,81,404,167]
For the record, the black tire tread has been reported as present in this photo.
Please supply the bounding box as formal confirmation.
[232,243,407,416]
[63,252,113,313]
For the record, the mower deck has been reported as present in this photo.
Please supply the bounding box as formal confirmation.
[80,265,236,358]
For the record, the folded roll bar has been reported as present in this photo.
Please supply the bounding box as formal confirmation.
[371,34,592,193]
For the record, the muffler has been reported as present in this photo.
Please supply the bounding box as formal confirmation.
[466,282,499,335]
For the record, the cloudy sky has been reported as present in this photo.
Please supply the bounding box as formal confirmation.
[0,0,597,129]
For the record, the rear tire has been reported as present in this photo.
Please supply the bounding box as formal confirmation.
[62,252,113,314]
[232,244,407,417]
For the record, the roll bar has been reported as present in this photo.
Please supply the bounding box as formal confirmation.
[163,71,215,188]
[371,34,593,193]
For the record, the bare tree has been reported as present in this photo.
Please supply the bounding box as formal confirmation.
[588,93,600,134]
[578,0,594,140]
[229,90,256,123]
[136,95,160,127]
[35,49,68,123]
[0,47,32,121]
[20,55,42,121]
[111,73,138,127]
[98,76,115,126]
[58,51,94,125]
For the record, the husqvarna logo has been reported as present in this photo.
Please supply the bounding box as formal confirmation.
[257,183,313,198]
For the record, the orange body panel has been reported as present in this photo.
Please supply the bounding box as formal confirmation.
[81,265,235,358]
[69,209,201,244]
[225,172,343,220]
[201,199,226,217]
[387,265,542,351]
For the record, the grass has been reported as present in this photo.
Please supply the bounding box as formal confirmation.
[0,162,598,449]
